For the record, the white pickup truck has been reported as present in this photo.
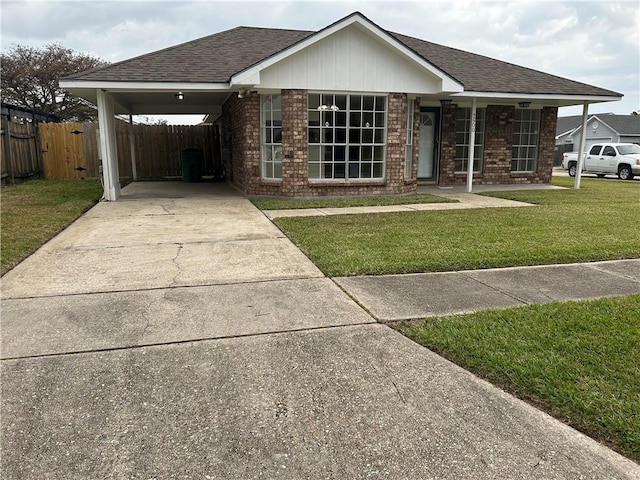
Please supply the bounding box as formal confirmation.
[562,143,640,180]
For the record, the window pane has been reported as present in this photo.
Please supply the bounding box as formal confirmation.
[374,146,384,161]
[362,146,373,161]
[273,128,282,143]
[349,129,361,143]
[309,111,320,126]
[336,112,347,127]
[350,112,361,127]
[362,129,373,143]
[373,163,383,178]
[374,129,384,144]
[361,163,372,178]
[348,163,359,178]
[363,96,374,111]
[350,96,361,110]
[308,94,320,110]
[334,162,346,178]
[362,112,374,127]
[309,162,320,179]
[336,128,347,144]
[335,95,347,110]
[374,97,386,111]
[375,113,385,127]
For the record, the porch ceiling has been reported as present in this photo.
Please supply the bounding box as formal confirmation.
[70,87,231,116]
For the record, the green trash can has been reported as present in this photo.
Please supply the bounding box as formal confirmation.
[181,148,203,182]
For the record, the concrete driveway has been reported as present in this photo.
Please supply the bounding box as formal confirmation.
[1,182,638,479]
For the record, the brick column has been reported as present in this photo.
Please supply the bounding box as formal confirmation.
[438,104,457,185]
[482,105,514,184]
[281,90,308,196]
[536,106,558,183]
[385,93,408,191]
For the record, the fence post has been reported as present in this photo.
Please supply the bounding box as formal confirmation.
[129,114,137,181]
[3,117,15,184]
[34,122,44,177]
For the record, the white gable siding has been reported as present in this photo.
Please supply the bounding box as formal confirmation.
[258,25,443,93]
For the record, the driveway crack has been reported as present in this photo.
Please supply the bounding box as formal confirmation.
[169,244,184,287]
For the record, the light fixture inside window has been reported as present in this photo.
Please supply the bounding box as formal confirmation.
[317,105,328,111]
[518,101,531,108]
[175,92,184,101]
[330,104,339,111]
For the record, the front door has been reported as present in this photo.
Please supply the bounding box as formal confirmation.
[418,111,436,178]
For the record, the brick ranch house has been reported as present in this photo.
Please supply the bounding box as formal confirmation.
[61,12,621,200]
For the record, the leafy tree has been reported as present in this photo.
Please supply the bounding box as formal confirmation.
[1,43,107,121]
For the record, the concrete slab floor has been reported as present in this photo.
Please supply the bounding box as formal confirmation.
[2,325,637,479]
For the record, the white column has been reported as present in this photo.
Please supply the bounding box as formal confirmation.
[129,114,138,181]
[574,101,589,189]
[466,97,477,193]
[96,89,121,201]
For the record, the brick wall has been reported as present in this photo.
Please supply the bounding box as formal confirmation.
[438,104,556,186]
[221,90,417,197]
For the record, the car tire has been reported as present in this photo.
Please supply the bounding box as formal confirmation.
[618,165,634,180]
[568,163,576,177]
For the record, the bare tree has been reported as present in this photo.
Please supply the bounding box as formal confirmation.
[1,43,107,121]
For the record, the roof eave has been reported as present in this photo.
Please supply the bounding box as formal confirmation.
[60,79,232,92]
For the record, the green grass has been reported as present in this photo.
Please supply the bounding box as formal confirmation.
[250,193,455,210]
[394,295,640,462]
[1,179,103,275]
[274,177,640,276]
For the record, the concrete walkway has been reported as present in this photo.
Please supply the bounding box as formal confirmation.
[1,182,638,479]
[264,183,564,219]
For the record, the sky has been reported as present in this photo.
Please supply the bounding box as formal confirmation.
[1,0,639,125]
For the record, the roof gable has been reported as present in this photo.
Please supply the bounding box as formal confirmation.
[231,12,462,93]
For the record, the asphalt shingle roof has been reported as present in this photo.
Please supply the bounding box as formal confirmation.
[70,23,621,98]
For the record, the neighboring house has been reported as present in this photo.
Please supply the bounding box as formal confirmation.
[61,12,621,200]
[556,114,640,149]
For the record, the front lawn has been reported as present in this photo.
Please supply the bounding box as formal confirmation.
[1,179,103,275]
[395,294,640,462]
[250,192,455,210]
[274,177,640,276]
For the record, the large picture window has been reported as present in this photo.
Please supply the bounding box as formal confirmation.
[455,107,485,172]
[261,94,282,179]
[511,109,540,172]
[308,93,386,180]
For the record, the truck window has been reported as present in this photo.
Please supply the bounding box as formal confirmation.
[602,146,616,156]
[589,145,602,155]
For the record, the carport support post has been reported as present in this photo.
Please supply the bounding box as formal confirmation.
[128,114,138,181]
[96,89,121,201]
[574,101,589,190]
[466,97,477,193]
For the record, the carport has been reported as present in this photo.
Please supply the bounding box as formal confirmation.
[58,82,236,200]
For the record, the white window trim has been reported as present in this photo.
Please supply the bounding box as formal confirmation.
[260,94,283,180]
[307,92,388,182]
[455,107,485,174]
[405,98,414,179]
[511,109,540,173]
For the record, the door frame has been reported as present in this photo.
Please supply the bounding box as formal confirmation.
[418,107,441,181]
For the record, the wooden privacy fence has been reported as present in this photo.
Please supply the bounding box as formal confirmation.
[39,122,219,180]
[1,117,43,183]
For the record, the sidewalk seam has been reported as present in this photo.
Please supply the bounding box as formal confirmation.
[459,271,531,305]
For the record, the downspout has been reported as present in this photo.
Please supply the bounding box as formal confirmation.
[574,101,589,189]
[466,97,477,193]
